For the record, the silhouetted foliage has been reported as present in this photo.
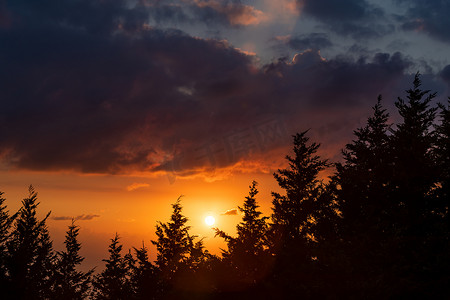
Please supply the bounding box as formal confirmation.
[129,243,158,299]
[215,181,271,291]
[269,131,338,297]
[52,220,93,299]
[152,197,192,277]
[331,74,450,297]
[5,186,55,299]
[392,73,438,222]
[387,73,444,296]
[435,98,450,217]
[92,234,133,299]
[430,98,450,295]
[0,191,16,293]
[334,96,395,296]
[151,196,211,296]
[271,131,330,243]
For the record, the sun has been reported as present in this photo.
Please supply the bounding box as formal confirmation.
[204,215,215,226]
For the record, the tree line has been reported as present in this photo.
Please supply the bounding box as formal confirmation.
[0,73,449,299]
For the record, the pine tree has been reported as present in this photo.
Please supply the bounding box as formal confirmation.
[435,99,450,219]
[215,181,270,287]
[52,220,93,299]
[336,96,393,243]
[392,73,438,227]
[271,131,330,248]
[333,96,396,296]
[129,243,158,299]
[5,185,55,299]
[151,197,194,281]
[430,98,450,295]
[0,191,16,293]
[388,73,443,296]
[151,196,212,296]
[92,233,133,299]
[336,95,392,220]
[269,131,335,297]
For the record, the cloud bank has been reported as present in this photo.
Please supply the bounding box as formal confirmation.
[1,0,449,178]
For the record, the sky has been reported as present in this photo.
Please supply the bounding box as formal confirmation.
[1,0,450,271]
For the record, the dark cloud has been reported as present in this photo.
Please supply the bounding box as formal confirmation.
[279,33,333,51]
[143,0,265,28]
[221,208,238,215]
[397,0,450,42]
[6,0,150,35]
[297,0,393,40]
[0,0,255,173]
[1,0,446,177]
[440,65,450,84]
[52,214,100,221]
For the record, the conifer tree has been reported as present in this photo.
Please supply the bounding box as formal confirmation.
[336,95,392,221]
[271,131,330,249]
[391,73,438,226]
[92,233,133,299]
[129,243,158,299]
[387,73,442,296]
[435,99,450,218]
[333,96,396,296]
[215,181,269,286]
[151,196,212,296]
[336,96,394,242]
[269,131,336,297]
[430,99,450,295]
[0,191,16,293]
[151,197,194,281]
[52,220,93,299]
[5,185,55,299]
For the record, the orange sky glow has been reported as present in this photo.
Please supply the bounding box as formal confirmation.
[0,167,289,272]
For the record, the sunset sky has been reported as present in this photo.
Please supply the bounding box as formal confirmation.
[1,0,450,271]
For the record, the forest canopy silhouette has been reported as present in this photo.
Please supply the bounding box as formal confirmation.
[0,74,449,298]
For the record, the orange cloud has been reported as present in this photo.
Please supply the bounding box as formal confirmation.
[52,214,101,221]
[221,208,239,215]
[126,182,150,191]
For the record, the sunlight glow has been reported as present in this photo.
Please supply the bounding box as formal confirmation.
[205,215,215,226]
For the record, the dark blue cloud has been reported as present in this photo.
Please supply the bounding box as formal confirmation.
[283,33,333,51]
[397,0,450,43]
[297,0,393,40]
[141,0,263,28]
[440,65,450,84]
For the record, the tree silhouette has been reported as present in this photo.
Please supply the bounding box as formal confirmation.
[215,181,270,290]
[388,73,443,296]
[435,98,450,218]
[151,196,207,295]
[5,186,55,299]
[330,74,448,297]
[92,233,133,299]
[129,243,158,299]
[269,131,335,297]
[333,96,397,296]
[336,95,392,224]
[152,197,192,278]
[431,98,450,295]
[392,73,438,220]
[52,220,93,299]
[271,131,330,242]
[0,191,16,294]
